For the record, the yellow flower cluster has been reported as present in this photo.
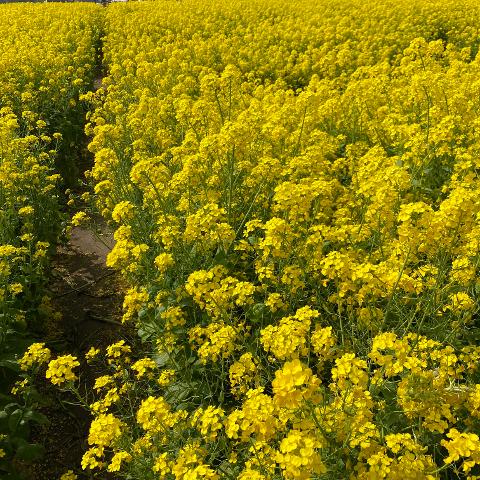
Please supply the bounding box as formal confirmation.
[0,111,60,332]
[261,306,319,360]
[136,396,186,434]
[191,406,225,441]
[18,342,51,371]
[131,357,157,379]
[45,355,80,386]
[229,353,259,397]
[189,322,240,363]
[442,429,480,476]
[87,413,124,448]
[62,331,480,476]
[106,340,131,363]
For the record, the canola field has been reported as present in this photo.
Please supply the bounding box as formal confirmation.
[5,0,480,478]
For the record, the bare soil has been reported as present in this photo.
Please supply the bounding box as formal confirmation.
[26,219,126,480]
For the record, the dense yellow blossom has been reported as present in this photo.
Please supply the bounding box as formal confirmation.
[19,342,51,371]
[442,429,480,474]
[81,446,105,471]
[191,406,225,441]
[189,322,239,363]
[229,353,259,397]
[45,355,80,386]
[131,358,157,379]
[87,413,124,448]
[107,451,132,472]
[261,307,319,360]
[275,430,326,479]
[272,359,321,409]
[15,0,480,478]
[136,396,187,434]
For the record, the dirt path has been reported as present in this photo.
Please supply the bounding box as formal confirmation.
[52,220,121,345]
[23,45,118,480]
[27,218,124,480]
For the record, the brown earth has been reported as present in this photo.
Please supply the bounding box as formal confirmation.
[26,219,126,480]
[20,68,121,479]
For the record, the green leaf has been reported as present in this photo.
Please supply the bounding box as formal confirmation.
[0,359,20,372]
[137,327,151,342]
[15,420,30,440]
[153,352,169,368]
[249,303,267,323]
[4,403,20,415]
[0,393,13,405]
[166,381,194,404]
[15,442,45,462]
[137,307,148,321]
[8,409,22,433]
[0,410,9,431]
[23,410,49,426]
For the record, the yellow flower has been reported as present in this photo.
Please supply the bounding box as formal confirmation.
[88,414,124,448]
[107,451,132,472]
[275,430,326,479]
[331,353,368,391]
[229,353,259,396]
[122,287,149,323]
[71,211,89,226]
[153,452,171,475]
[191,406,225,441]
[106,340,131,363]
[310,325,336,361]
[189,322,239,363]
[111,201,135,223]
[11,378,29,395]
[93,375,113,391]
[81,446,104,470]
[272,359,321,409]
[183,203,235,251]
[442,428,480,474]
[131,358,157,378]
[45,355,80,386]
[59,470,77,480]
[19,342,51,371]
[18,206,34,216]
[157,369,175,387]
[225,388,279,442]
[154,252,175,273]
[85,347,100,362]
[261,307,319,360]
[9,283,23,295]
[137,396,185,433]
[265,293,287,312]
[445,292,475,314]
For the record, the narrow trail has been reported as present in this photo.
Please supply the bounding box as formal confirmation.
[52,220,121,346]
[25,217,124,480]
[26,40,126,479]
[49,36,120,356]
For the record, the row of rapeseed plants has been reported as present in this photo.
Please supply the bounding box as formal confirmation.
[0,4,102,476]
[16,0,480,478]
